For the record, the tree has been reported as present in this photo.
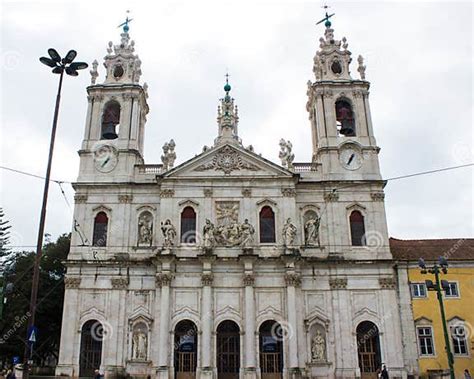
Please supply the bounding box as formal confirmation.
[0,233,70,368]
[0,208,12,258]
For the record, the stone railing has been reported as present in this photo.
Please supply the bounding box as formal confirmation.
[136,164,164,174]
[292,162,319,172]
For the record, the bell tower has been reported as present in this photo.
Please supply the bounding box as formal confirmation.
[77,22,149,182]
[306,15,381,181]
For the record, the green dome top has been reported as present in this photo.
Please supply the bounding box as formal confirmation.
[224,83,231,92]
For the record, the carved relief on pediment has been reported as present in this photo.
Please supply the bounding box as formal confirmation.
[194,146,259,174]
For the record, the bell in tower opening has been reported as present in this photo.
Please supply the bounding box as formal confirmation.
[336,99,355,137]
[101,100,120,140]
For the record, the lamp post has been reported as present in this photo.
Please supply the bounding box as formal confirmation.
[418,256,455,379]
[22,49,87,379]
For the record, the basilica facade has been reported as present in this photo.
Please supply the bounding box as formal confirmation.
[56,19,418,379]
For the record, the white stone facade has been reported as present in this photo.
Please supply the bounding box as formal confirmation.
[56,21,418,379]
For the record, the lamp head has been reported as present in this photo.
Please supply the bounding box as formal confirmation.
[418,257,426,269]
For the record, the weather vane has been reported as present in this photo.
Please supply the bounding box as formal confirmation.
[316,4,335,28]
[118,10,133,33]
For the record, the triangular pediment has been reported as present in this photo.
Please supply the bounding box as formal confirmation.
[162,144,293,178]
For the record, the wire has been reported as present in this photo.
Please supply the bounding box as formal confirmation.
[0,165,71,184]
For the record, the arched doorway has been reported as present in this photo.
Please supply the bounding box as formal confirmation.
[174,320,198,379]
[216,320,240,379]
[356,321,382,379]
[79,320,103,378]
[259,320,283,379]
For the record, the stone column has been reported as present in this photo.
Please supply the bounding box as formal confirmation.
[240,255,257,379]
[199,254,216,379]
[285,273,301,377]
[156,256,174,379]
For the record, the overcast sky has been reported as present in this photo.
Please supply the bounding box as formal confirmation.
[0,0,472,250]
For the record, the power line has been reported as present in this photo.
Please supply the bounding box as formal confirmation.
[0,165,71,184]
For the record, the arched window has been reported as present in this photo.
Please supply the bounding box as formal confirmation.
[79,320,103,377]
[259,206,276,243]
[92,212,108,247]
[101,101,120,140]
[259,320,283,375]
[174,320,198,378]
[350,210,365,246]
[356,321,381,376]
[216,321,240,377]
[181,206,196,243]
[336,99,355,137]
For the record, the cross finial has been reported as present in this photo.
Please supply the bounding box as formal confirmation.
[316,4,335,28]
[118,10,134,33]
[224,72,231,94]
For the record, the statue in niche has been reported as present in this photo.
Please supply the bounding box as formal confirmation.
[304,214,321,246]
[132,326,148,360]
[161,219,176,247]
[203,219,216,248]
[282,218,297,246]
[240,219,255,247]
[311,329,326,362]
[138,212,153,246]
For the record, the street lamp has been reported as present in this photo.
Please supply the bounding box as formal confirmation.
[22,49,87,379]
[418,256,455,379]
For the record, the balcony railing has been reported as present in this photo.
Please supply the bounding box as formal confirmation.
[292,162,319,172]
[136,164,164,174]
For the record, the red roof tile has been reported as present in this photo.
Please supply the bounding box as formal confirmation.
[390,237,474,261]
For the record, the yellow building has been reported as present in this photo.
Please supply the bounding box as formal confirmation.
[392,238,474,379]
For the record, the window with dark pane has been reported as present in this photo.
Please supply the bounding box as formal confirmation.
[92,212,108,247]
[259,206,276,243]
[350,210,365,246]
[180,206,196,243]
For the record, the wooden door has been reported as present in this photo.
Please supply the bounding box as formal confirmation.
[176,352,197,379]
[357,321,381,379]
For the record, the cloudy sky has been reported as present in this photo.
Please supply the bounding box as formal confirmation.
[0,0,472,250]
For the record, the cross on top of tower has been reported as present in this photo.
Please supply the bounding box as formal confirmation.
[316,5,335,28]
[224,72,231,94]
[118,10,134,33]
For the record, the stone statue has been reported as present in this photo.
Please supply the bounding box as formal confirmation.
[90,59,99,85]
[132,328,148,360]
[311,330,326,361]
[282,218,297,246]
[228,222,241,246]
[279,139,295,169]
[240,219,255,247]
[203,219,216,248]
[161,219,176,247]
[161,139,177,171]
[138,213,153,246]
[304,215,320,246]
[357,55,366,80]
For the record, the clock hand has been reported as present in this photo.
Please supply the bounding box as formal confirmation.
[347,153,355,165]
[101,157,110,167]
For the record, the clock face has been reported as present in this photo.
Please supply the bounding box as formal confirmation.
[339,147,362,170]
[93,144,118,173]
